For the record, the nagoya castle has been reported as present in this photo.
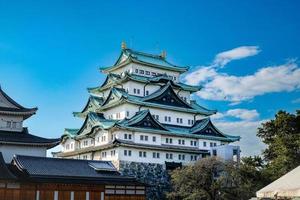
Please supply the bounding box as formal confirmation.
[57,42,240,199]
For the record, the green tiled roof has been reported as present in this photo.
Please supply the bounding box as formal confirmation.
[99,84,216,115]
[88,72,201,94]
[62,109,239,142]
[73,95,104,118]
[99,49,189,73]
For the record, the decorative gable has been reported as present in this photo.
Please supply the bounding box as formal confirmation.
[122,110,167,131]
[192,120,226,138]
[144,83,192,109]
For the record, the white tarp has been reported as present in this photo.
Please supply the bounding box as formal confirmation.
[257,165,300,198]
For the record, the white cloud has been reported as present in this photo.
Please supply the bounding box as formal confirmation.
[184,46,260,86]
[292,98,300,104]
[184,45,300,103]
[214,120,266,156]
[213,46,260,67]
[211,109,265,156]
[212,109,259,121]
[184,66,217,86]
[196,61,300,103]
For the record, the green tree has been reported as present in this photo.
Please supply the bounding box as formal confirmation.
[167,157,250,200]
[257,110,300,180]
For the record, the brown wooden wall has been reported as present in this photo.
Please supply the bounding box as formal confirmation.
[0,182,146,200]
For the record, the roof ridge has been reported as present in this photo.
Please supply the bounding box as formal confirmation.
[125,48,163,59]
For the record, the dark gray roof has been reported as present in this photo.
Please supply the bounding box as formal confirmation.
[0,152,16,180]
[12,155,141,185]
[0,128,60,148]
[0,87,37,119]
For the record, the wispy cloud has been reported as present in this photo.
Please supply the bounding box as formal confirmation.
[211,108,265,156]
[213,46,261,67]
[197,61,300,103]
[184,46,260,86]
[184,46,300,104]
[292,98,300,104]
[214,119,266,156]
[212,109,259,121]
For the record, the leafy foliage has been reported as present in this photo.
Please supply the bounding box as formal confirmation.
[257,110,300,180]
[167,110,300,199]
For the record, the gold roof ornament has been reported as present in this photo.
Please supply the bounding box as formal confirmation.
[161,50,167,59]
[121,41,127,50]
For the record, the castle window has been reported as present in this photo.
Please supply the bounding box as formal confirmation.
[151,72,156,76]
[111,150,115,156]
[12,122,17,128]
[145,135,148,141]
[146,90,149,95]
[139,70,144,74]
[178,154,185,160]
[213,150,217,156]
[166,138,173,144]
[178,139,185,145]
[124,150,132,156]
[135,69,138,73]
[153,152,160,158]
[203,141,207,147]
[210,142,213,147]
[124,134,128,139]
[152,136,156,142]
[128,134,132,140]
[140,135,144,141]
[137,89,140,94]
[6,121,11,128]
[191,155,197,161]
[126,111,130,117]
[101,152,107,158]
[139,151,146,157]
[166,153,173,159]
[83,140,88,146]
[174,77,177,81]
[146,71,150,75]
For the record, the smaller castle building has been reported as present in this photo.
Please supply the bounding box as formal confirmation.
[0,86,59,162]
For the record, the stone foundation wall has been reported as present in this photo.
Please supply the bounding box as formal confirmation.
[118,161,171,200]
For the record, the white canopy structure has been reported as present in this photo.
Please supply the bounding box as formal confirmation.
[257,165,300,199]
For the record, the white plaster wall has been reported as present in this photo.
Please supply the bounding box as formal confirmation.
[80,138,93,149]
[0,115,23,132]
[134,131,161,146]
[104,104,137,119]
[94,130,110,146]
[0,144,47,163]
[62,138,76,152]
[117,146,199,165]
[103,103,203,127]
[131,63,180,82]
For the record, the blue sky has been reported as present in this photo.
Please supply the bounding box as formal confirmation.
[0,0,299,156]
